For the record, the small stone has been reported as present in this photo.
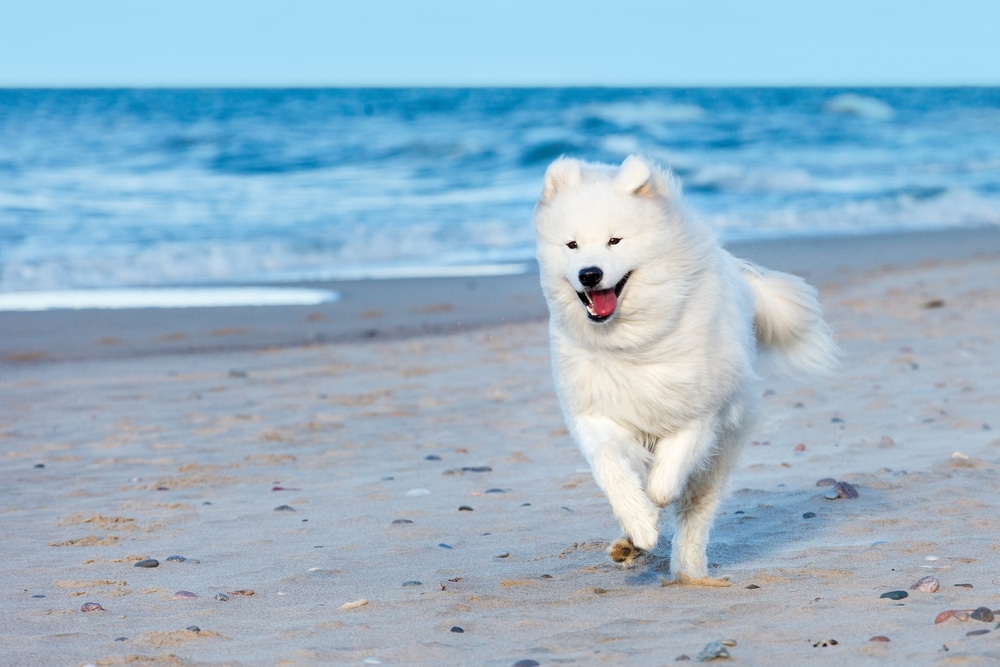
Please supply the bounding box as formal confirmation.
[485,488,507,494]
[214,593,229,601]
[802,512,816,519]
[880,590,908,600]
[438,543,453,549]
[172,590,197,599]
[391,518,414,524]
[823,490,840,500]
[461,466,492,473]
[954,610,971,621]
[450,626,464,633]
[134,559,159,568]
[165,555,187,562]
[834,481,859,498]
[911,576,940,593]
[869,636,891,642]
[34,463,45,468]
[935,610,956,624]
[425,454,442,460]
[458,506,474,511]
[402,580,422,586]
[114,637,127,642]
[745,584,761,589]
[274,505,295,511]
[80,602,105,612]
[954,583,974,588]
[512,661,540,667]
[495,552,510,558]
[694,641,730,661]
[816,478,837,487]
[966,629,990,637]
[831,417,845,423]
[971,607,994,622]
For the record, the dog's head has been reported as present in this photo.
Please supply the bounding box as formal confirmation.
[534,155,689,342]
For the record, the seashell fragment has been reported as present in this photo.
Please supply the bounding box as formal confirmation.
[80,602,105,612]
[341,598,369,610]
[911,576,940,592]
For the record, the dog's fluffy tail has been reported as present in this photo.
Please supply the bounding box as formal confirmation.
[741,262,840,375]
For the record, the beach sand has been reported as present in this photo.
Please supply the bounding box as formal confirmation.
[2,228,1000,666]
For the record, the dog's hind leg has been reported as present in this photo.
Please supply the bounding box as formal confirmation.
[666,429,743,586]
[572,416,660,558]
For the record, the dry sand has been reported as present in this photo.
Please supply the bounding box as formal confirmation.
[2,231,1000,666]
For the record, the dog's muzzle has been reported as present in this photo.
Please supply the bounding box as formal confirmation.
[576,269,631,322]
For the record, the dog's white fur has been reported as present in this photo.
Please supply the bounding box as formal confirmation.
[534,155,838,584]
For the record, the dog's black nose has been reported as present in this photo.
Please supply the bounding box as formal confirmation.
[578,267,603,288]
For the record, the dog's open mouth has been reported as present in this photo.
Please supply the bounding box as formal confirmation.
[577,272,630,322]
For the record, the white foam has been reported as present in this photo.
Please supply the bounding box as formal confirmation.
[0,287,340,311]
[823,93,895,120]
[313,262,533,281]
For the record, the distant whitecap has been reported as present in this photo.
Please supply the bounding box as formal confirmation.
[823,93,895,120]
[0,287,339,311]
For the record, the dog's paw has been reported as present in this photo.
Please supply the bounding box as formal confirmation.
[646,468,677,508]
[607,537,643,567]
[661,573,732,588]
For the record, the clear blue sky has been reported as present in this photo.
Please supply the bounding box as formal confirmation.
[2,0,998,87]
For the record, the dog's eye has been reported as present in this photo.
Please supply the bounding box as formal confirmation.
[608,237,622,246]
[566,241,578,249]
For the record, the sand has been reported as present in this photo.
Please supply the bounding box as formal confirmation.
[2,228,1000,666]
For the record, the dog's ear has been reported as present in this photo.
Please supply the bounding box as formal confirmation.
[540,158,583,202]
[615,155,659,197]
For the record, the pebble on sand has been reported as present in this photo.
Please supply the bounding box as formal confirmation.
[215,593,230,601]
[450,626,465,633]
[172,590,197,599]
[869,636,891,642]
[967,629,990,637]
[512,661,540,667]
[134,559,159,568]
[80,602,105,612]
[971,607,994,622]
[458,505,474,511]
[694,641,731,661]
[402,581,422,586]
[165,555,187,562]
[880,590,908,600]
[911,576,940,592]
[391,519,414,524]
[816,478,837,487]
[274,505,296,511]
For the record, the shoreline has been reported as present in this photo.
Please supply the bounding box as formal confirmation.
[2,225,998,364]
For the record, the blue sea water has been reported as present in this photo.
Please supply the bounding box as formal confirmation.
[1,88,999,293]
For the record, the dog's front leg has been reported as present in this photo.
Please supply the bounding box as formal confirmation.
[572,416,660,555]
[646,419,719,509]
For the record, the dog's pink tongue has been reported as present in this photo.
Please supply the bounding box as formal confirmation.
[590,288,617,317]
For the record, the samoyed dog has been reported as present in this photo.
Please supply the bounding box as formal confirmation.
[534,155,838,585]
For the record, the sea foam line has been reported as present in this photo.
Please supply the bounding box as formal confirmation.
[0,287,340,311]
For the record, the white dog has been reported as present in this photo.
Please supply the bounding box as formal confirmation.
[534,155,838,585]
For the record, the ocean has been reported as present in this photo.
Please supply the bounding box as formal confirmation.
[2,87,999,297]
